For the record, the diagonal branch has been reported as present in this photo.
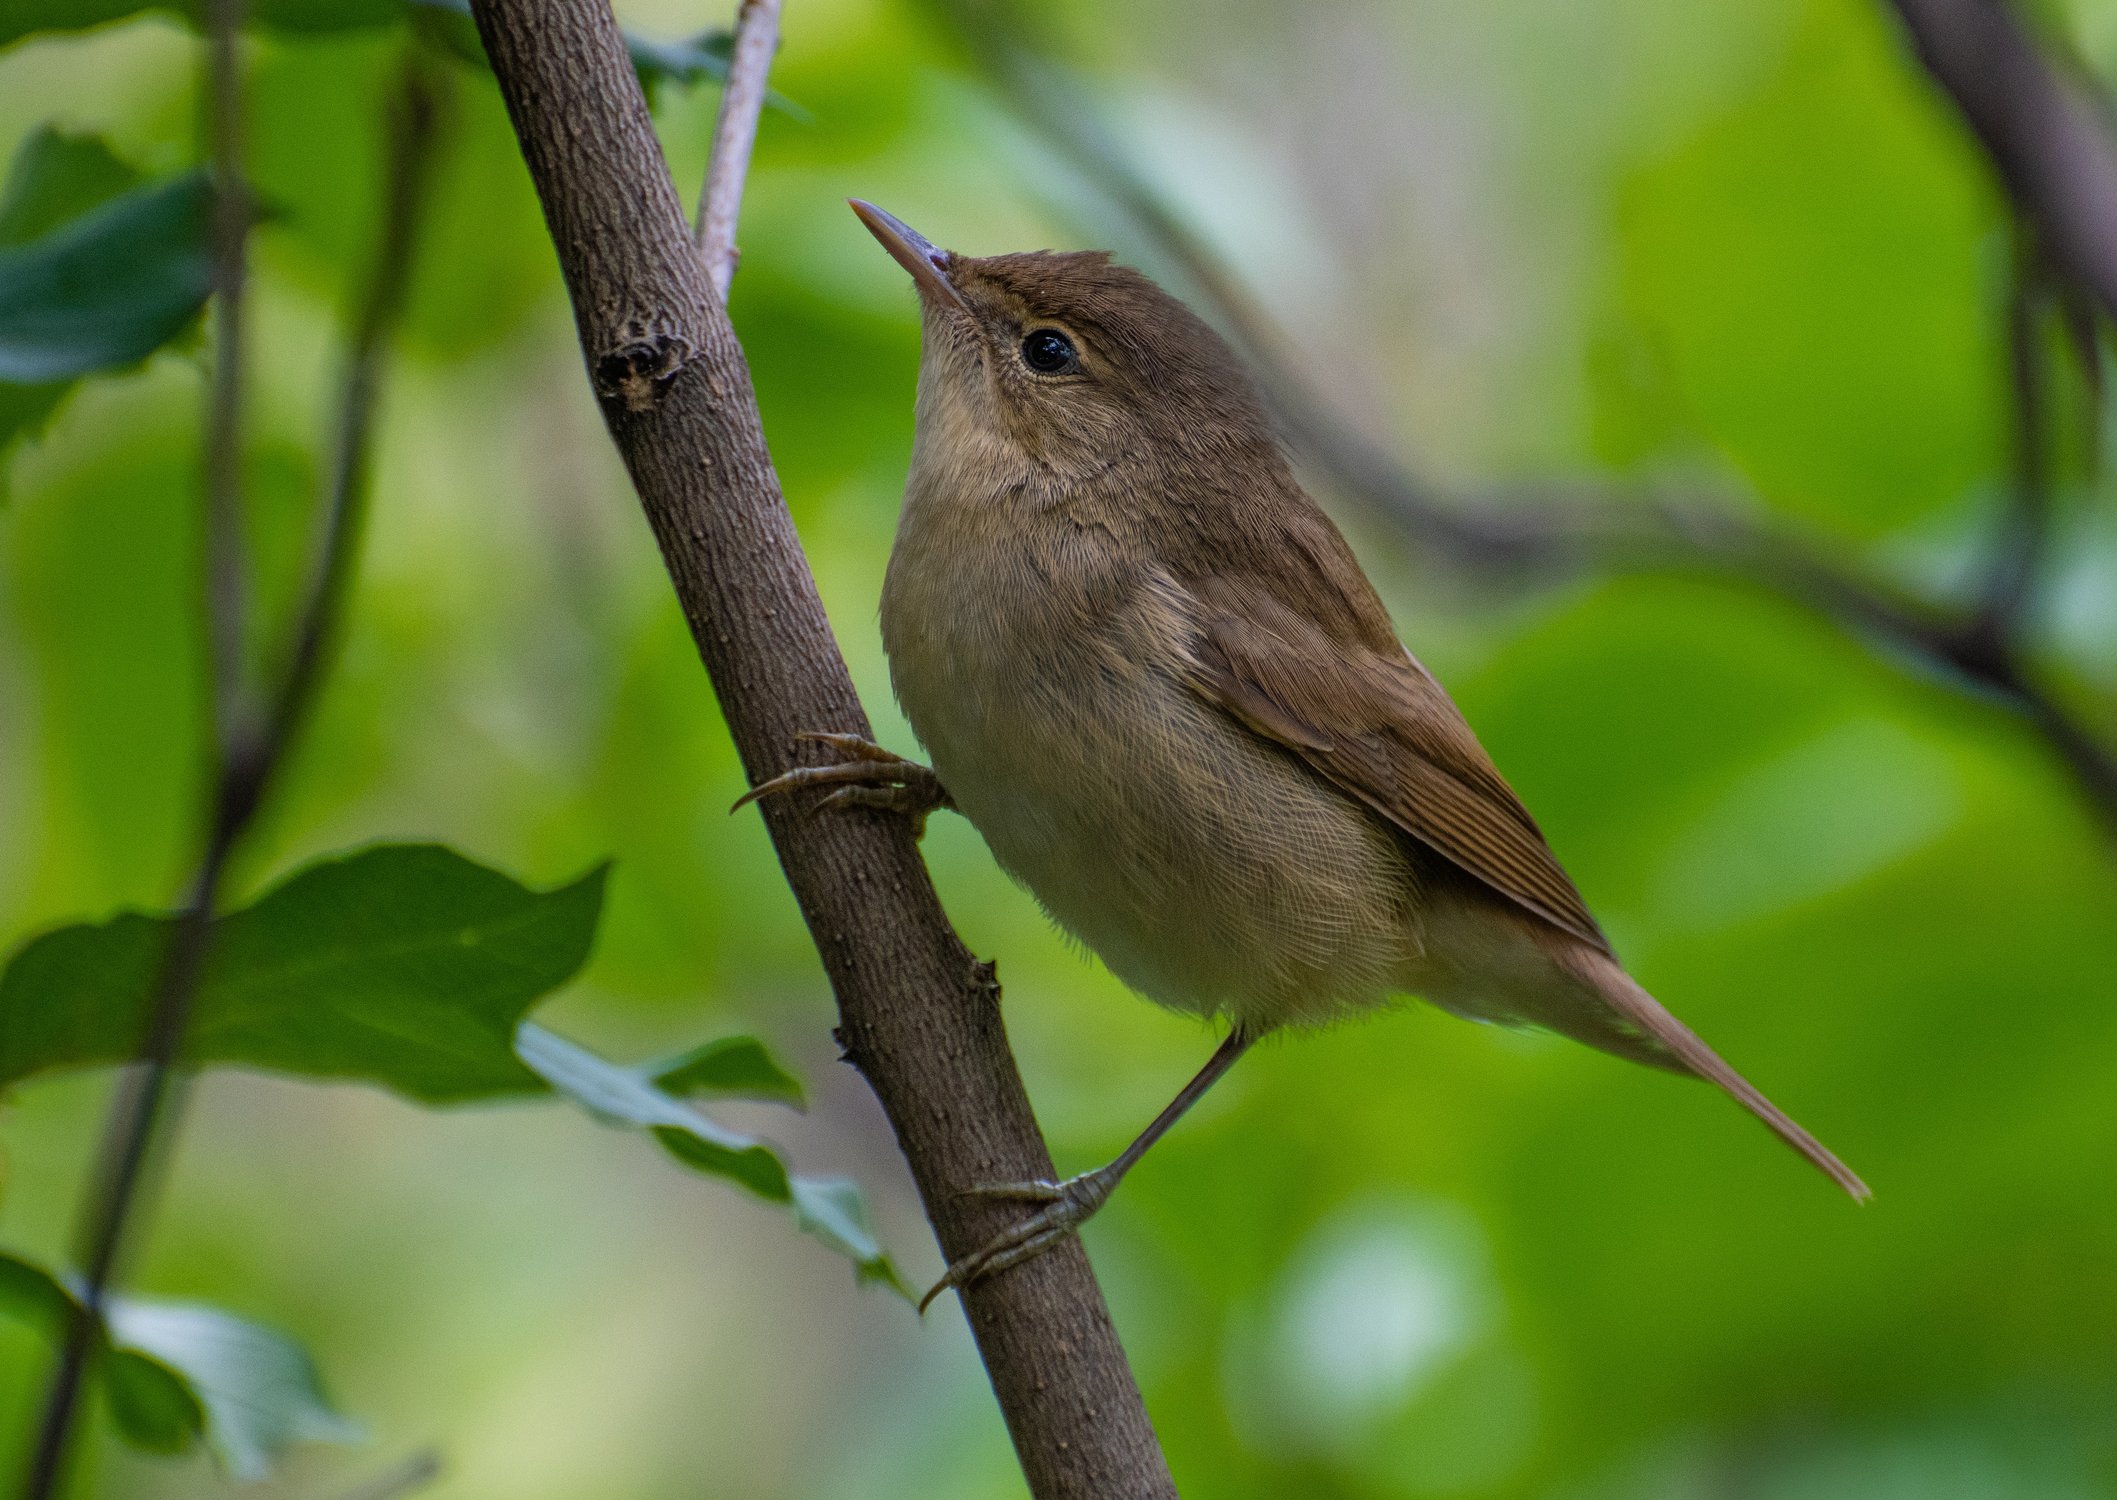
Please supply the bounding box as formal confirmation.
[462,1,1176,1495]
[1883,0,2117,327]
[692,0,780,298]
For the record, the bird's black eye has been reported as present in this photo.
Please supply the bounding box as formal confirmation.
[1019,328,1078,375]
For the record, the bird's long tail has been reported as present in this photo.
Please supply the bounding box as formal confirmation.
[1566,947,1870,1202]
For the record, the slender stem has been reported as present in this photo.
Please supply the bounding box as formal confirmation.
[18,49,447,1500]
[200,0,253,767]
[19,7,253,1493]
[1971,238,2053,644]
[692,0,780,298]
[263,55,448,777]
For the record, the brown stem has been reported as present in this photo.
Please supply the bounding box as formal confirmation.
[693,0,781,298]
[462,1,1175,1494]
[18,49,447,1500]
[1883,0,2117,326]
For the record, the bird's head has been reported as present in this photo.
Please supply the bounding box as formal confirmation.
[851,200,1280,491]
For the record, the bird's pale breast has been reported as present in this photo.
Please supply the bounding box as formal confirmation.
[880,484,1419,1030]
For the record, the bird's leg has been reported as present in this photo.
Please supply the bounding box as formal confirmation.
[920,1028,1257,1312]
[732,732,953,835]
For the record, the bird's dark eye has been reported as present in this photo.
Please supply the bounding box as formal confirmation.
[1019,328,1078,375]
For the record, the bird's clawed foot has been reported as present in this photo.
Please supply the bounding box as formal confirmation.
[918,1165,1123,1313]
[732,732,952,835]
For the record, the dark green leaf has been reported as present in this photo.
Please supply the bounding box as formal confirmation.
[0,0,157,47]
[514,1024,907,1293]
[0,127,143,247]
[0,1251,80,1341]
[103,1349,205,1455]
[651,1034,805,1108]
[0,171,213,385]
[0,0,397,46]
[0,1251,355,1474]
[0,127,168,472]
[0,843,606,1103]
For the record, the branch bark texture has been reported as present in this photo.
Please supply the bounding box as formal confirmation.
[462,3,1175,1495]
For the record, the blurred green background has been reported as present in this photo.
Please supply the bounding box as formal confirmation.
[4,0,2117,1495]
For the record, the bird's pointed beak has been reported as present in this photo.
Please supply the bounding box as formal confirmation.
[850,199,972,316]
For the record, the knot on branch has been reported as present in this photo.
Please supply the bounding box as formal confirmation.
[594,330,693,413]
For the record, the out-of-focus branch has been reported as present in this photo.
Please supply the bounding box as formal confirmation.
[20,6,255,1490]
[201,0,252,756]
[326,1449,444,1500]
[463,2,1176,1495]
[1884,0,2117,327]
[692,0,780,298]
[1970,240,2054,648]
[924,0,2117,843]
[19,49,448,1500]
[263,53,449,786]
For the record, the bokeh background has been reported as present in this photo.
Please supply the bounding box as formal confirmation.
[5,0,2117,1495]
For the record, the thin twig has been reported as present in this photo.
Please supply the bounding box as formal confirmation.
[200,0,253,764]
[1970,235,2054,647]
[19,5,253,1491]
[262,54,449,781]
[925,0,2117,842]
[18,50,448,1500]
[692,0,781,298]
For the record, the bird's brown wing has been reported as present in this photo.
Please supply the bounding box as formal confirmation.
[1178,570,1611,955]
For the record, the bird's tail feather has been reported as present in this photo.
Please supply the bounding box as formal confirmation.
[1571,949,1870,1202]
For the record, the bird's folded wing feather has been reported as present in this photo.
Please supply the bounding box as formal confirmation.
[1177,569,1610,955]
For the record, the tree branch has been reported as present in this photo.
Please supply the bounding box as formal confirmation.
[692,0,780,298]
[1883,0,2117,326]
[462,2,1175,1495]
[1968,235,2054,647]
[19,48,448,1499]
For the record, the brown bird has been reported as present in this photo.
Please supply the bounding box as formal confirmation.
[742,201,1868,1308]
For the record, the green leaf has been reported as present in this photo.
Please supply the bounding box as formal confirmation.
[0,128,182,474]
[791,1178,910,1296]
[515,1024,908,1294]
[0,0,157,47]
[0,171,213,385]
[107,1297,364,1479]
[0,127,144,247]
[0,1251,357,1476]
[102,1348,205,1455]
[0,843,606,1103]
[515,1023,790,1199]
[651,1034,806,1108]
